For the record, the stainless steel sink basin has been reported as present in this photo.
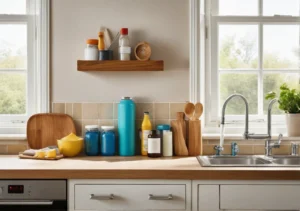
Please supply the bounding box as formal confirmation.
[269,156,300,166]
[197,155,272,167]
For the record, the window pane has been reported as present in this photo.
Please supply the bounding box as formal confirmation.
[263,0,300,16]
[0,73,26,115]
[263,25,300,69]
[263,73,300,114]
[0,24,27,69]
[0,0,26,14]
[219,0,258,16]
[220,73,258,115]
[219,25,259,70]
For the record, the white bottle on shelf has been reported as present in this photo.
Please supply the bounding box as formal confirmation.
[119,28,131,61]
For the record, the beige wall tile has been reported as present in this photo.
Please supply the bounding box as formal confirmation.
[207,139,266,145]
[154,103,169,119]
[203,145,215,155]
[238,145,254,155]
[170,103,185,119]
[82,103,98,119]
[99,120,114,127]
[136,103,154,119]
[273,145,290,155]
[74,120,82,137]
[154,119,170,128]
[254,145,265,155]
[66,103,73,116]
[98,103,113,119]
[0,145,7,154]
[82,120,98,134]
[73,103,82,120]
[7,145,28,155]
[113,103,119,119]
[53,103,65,113]
[114,120,118,129]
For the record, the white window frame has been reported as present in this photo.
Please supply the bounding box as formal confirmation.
[190,0,300,135]
[0,0,50,135]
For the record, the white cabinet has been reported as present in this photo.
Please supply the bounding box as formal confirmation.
[193,181,300,211]
[69,180,191,211]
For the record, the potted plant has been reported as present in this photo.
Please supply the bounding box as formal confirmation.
[266,83,300,137]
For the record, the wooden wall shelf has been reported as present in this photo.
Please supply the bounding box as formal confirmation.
[77,60,164,71]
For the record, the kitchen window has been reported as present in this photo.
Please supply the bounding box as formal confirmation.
[203,0,300,134]
[0,0,49,135]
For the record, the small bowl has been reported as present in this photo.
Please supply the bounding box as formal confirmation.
[134,42,151,61]
[57,138,83,157]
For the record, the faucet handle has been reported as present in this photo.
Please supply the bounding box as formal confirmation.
[231,142,239,156]
[214,145,223,156]
[291,143,299,156]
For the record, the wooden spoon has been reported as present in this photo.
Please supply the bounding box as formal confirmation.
[184,102,195,120]
[193,103,203,120]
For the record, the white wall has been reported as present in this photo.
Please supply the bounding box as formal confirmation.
[51,0,189,102]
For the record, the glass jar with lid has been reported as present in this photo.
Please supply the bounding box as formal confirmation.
[100,126,116,156]
[84,125,100,156]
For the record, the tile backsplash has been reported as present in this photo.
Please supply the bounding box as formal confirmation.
[0,101,297,155]
[52,102,186,137]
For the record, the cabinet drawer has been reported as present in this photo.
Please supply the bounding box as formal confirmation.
[74,184,186,211]
[220,185,300,210]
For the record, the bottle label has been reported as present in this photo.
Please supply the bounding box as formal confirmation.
[148,138,161,153]
[143,130,151,151]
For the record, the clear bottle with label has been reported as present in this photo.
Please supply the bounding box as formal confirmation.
[141,112,152,155]
[148,130,162,158]
[119,28,131,60]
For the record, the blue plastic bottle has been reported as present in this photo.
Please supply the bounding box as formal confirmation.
[118,97,136,156]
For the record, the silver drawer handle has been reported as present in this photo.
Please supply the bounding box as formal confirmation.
[90,194,114,200]
[148,194,173,200]
[0,200,53,205]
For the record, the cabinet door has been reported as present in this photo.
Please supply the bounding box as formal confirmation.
[198,185,219,211]
[220,185,300,210]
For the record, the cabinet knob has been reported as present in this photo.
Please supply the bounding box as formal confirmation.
[90,194,114,200]
[148,194,173,200]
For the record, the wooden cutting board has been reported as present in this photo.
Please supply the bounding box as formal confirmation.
[188,120,202,156]
[27,113,76,149]
[19,153,64,160]
[171,112,189,156]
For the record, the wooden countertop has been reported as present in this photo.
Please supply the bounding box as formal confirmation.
[0,155,299,180]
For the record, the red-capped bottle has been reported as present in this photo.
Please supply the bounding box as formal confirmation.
[119,28,131,60]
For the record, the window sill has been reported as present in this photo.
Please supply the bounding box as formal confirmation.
[0,134,26,141]
[203,133,300,141]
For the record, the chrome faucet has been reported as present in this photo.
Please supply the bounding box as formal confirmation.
[215,94,281,155]
[265,134,283,156]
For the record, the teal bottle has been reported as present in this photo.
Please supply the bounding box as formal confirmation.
[118,97,136,156]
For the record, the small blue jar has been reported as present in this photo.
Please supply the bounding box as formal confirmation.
[84,125,100,156]
[101,126,116,156]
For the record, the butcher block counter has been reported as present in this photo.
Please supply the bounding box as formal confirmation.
[0,155,299,180]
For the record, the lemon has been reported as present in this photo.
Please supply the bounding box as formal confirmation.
[46,149,57,158]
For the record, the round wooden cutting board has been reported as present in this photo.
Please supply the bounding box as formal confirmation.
[27,113,76,149]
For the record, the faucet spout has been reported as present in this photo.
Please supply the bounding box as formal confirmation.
[221,94,249,139]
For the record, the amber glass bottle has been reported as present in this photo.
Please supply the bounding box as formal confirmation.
[147,130,162,158]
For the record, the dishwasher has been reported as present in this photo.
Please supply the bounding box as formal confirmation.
[0,180,67,211]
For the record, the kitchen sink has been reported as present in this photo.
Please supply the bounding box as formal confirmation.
[197,155,272,167]
[269,156,300,166]
[197,155,300,167]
